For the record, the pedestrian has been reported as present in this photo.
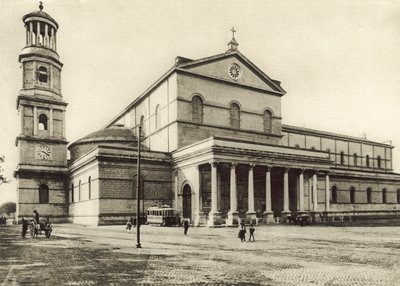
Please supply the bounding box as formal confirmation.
[249,223,255,241]
[126,216,133,230]
[33,210,40,224]
[183,218,190,235]
[21,218,28,238]
[238,220,246,242]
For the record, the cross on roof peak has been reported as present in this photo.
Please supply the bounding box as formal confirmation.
[230,27,236,38]
[227,27,239,51]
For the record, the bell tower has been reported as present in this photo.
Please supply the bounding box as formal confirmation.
[14,3,68,222]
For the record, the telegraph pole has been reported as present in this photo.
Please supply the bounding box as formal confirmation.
[136,125,142,248]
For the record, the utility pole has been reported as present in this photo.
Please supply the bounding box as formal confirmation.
[136,125,142,248]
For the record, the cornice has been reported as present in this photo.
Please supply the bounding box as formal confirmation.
[176,68,285,97]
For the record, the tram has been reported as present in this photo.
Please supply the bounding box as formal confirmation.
[146,205,179,226]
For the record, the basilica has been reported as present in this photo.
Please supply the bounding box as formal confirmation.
[15,5,400,226]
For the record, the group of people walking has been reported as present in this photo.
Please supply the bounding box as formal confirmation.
[238,220,255,242]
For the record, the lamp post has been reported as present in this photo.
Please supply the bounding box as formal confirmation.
[136,125,142,248]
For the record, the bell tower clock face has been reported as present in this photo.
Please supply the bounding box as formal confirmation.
[228,63,241,79]
[36,144,52,160]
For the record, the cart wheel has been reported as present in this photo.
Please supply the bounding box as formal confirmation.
[29,225,35,238]
[45,230,51,238]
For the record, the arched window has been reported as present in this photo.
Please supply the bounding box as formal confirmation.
[397,189,400,204]
[78,180,81,201]
[191,96,203,123]
[350,187,356,204]
[382,188,387,204]
[71,183,74,203]
[39,184,49,204]
[367,187,372,203]
[331,186,337,204]
[38,66,48,83]
[230,103,240,129]
[340,152,345,165]
[377,156,382,169]
[366,155,370,167]
[88,176,91,200]
[38,114,48,131]
[353,153,357,166]
[263,110,272,133]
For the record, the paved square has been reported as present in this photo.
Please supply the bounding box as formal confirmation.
[1,224,400,285]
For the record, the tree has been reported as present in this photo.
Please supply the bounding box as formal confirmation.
[0,202,16,215]
[0,156,10,185]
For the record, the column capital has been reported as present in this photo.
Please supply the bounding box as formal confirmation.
[209,161,218,168]
[266,165,273,172]
[248,164,256,170]
[230,163,237,169]
[298,168,305,174]
[284,167,290,173]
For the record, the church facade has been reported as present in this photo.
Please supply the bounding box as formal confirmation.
[15,6,400,226]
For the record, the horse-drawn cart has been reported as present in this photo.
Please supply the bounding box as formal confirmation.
[22,219,52,238]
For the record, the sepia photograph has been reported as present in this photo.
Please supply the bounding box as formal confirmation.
[1,0,400,285]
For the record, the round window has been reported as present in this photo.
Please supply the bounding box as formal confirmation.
[228,63,241,79]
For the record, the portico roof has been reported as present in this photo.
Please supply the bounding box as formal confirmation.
[172,136,333,171]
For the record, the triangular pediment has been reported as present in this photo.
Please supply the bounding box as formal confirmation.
[176,51,285,95]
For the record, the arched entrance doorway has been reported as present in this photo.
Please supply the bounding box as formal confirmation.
[182,184,192,220]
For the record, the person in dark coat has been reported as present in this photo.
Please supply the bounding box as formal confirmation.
[249,223,255,242]
[21,218,28,238]
[183,218,190,235]
[33,210,40,224]
[238,221,246,242]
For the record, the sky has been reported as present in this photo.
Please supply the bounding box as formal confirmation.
[1,0,400,204]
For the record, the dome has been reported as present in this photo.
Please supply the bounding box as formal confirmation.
[22,7,59,29]
[68,125,139,162]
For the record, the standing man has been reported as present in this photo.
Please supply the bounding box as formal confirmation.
[183,218,190,235]
[33,210,40,224]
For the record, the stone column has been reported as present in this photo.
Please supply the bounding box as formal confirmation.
[325,173,330,211]
[299,169,305,213]
[44,24,49,47]
[25,25,29,46]
[263,166,274,223]
[194,165,203,226]
[37,22,41,44]
[308,178,312,212]
[247,164,255,213]
[217,170,221,211]
[313,173,318,211]
[282,168,290,214]
[207,161,220,227]
[54,30,57,51]
[33,106,38,136]
[50,65,53,89]
[49,108,53,137]
[51,27,54,49]
[227,163,239,226]
[29,22,33,45]
[20,106,25,133]
[62,111,66,138]
[246,164,257,223]
[174,172,178,211]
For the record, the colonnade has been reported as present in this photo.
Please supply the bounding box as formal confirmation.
[25,21,57,50]
[205,162,331,226]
